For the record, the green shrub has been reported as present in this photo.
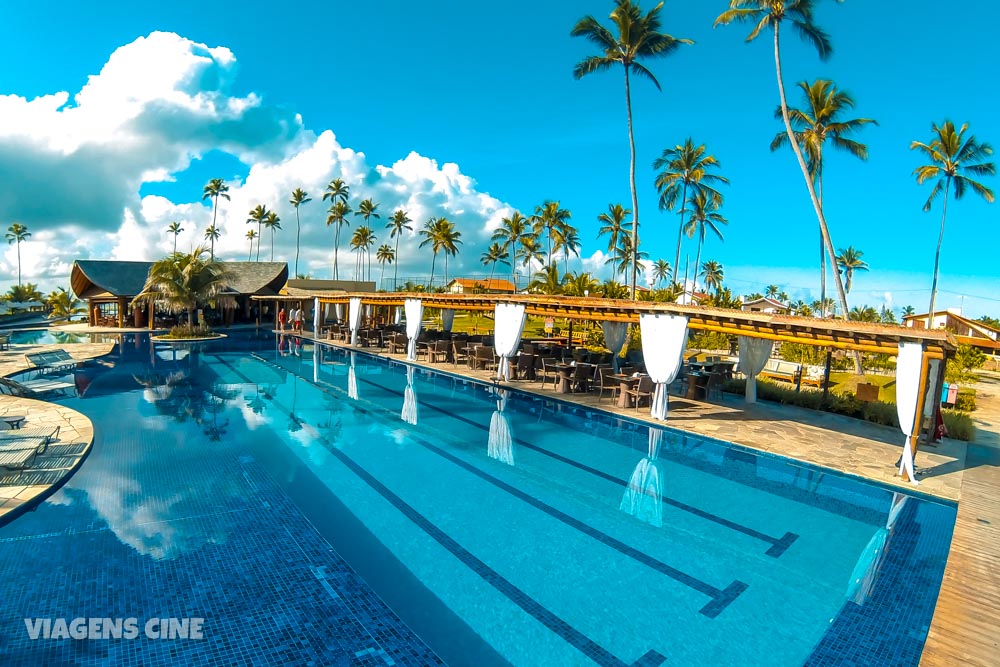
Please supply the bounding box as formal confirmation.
[942,410,975,441]
[862,401,899,428]
[688,330,730,351]
[954,389,977,412]
[165,324,215,339]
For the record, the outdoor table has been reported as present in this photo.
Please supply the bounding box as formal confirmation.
[1,415,25,429]
[687,372,710,400]
[555,364,574,394]
[612,374,640,408]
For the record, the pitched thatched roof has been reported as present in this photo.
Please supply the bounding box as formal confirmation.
[70,260,288,299]
[218,262,288,296]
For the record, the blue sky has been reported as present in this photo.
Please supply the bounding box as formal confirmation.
[0,0,997,318]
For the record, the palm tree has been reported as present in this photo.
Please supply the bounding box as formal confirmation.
[418,218,443,287]
[653,139,728,284]
[552,223,582,275]
[563,271,600,297]
[683,191,727,291]
[701,260,725,295]
[491,212,533,291]
[515,234,545,286]
[46,287,84,320]
[202,179,230,261]
[203,225,221,258]
[600,279,630,300]
[528,265,565,295]
[835,246,869,293]
[386,209,413,289]
[246,205,269,262]
[572,0,691,297]
[263,211,282,262]
[245,230,257,261]
[849,305,879,323]
[531,200,571,262]
[606,233,648,279]
[771,79,876,316]
[596,203,631,281]
[350,226,377,281]
[133,246,235,329]
[911,120,995,324]
[289,188,311,277]
[167,221,183,254]
[322,178,351,278]
[5,223,30,286]
[715,1,857,341]
[652,259,671,286]
[481,242,511,289]
[901,305,916,318]
[355,198,380,227]
[438,219,462,285]
[376,243,395,285]
[765,284,780,299]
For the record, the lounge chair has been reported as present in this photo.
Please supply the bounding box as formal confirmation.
[0,335,9,351]
[0,376,75,398]
[0,422,60,444]
[25,350,78,375]
[0,438,49,469]
[0,434,52,456]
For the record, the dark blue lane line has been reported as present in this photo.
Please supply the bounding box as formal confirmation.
[356,367,798,558]
[214,354,666,667]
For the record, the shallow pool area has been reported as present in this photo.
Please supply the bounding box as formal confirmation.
[4,329,117,346]
[0,333,956,666]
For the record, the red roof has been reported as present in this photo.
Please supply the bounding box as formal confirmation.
[449,278,516,292]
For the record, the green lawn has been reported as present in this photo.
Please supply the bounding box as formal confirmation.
[829,372,898,404]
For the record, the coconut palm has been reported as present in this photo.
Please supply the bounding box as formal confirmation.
[716,2,858,326]
[552,223,582,275]
[167,221,183,254]
[701,260,725,295]
[771,79,876,316]
[246,205,269,262]
[765,284,780,299]
[46,287,84,320]
[572,0,691,297]
[245,230,257,261]
[376,244,395,285]
[349,226,377,281]
[528,265,565,295]
[491,212,533,291]
[322,178,351,278]
[515,234,545,286]
[481,242,511,289]
[849,305,879,323]
[355,198,380,227]
[531,200,571,262]
[263,211,282,262]
[911,120,995,324]
[563,271,600,297]
[289,188,311,277]
[683,191,727,291]
[901,305,916,318]
[203,225,221,258]
[600,279,630,300]
[596,203,631,281]
[652,259,671,287]
[132,246,235,328]
[606,232,648,279]
[418,217,461,287]
[386,209,413,289]
[437,219,462,285]
[835,246,868,294]
[5,223,30,286]
[653,139,728,284]
[879,306,897,324]
[201,179,230,260]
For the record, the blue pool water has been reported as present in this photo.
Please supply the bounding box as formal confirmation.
[0,333,955,666]
[5,329,115,345]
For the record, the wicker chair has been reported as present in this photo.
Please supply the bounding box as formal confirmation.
[625,375,655,411]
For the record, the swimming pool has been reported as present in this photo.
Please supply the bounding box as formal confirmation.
[0,333,955,666]
[4,329,117,345]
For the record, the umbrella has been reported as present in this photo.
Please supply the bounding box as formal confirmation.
[620,428,664,527]
[347,352,358,400]
[846,492,910,604]
[487,389,514,465]
[401,366,418,425]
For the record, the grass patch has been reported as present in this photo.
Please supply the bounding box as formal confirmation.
[828,372,898,404]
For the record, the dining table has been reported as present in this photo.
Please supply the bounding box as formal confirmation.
[555,364,574,394]
[611,374,640,408]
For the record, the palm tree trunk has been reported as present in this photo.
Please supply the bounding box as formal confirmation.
[393,237,400,290]
[380,261,386,285]
[488,262,496,290]
[211,195,218,261]
[16,241,21,286]
[773,24,861,374]
[623,65,640,299]
[294,208,301,277]
[271,229,275,262]
[817,172,826,317]
[672,182,688,287]
[693,228,704,293]
[926,176,950,326]
[429,254,437,288]
[334,227,341,280]
[248,243,252,261]
[256,222,262,262]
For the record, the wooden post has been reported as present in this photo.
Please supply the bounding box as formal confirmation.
[118,297,126,328]
[903,349,932,482]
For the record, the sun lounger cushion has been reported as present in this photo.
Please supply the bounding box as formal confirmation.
[0,447,39,469]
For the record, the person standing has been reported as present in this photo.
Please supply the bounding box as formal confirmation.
[294,304,304,332]
[278,307,288,331]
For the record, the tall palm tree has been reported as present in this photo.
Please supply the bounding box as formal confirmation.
[350,226,377,281]
[355,198,380,227]
[516,234,545,287]
[245,230,257,261]
[528,265,565,295]
[386,209,413,289]
[572,0,691,297]
[911,120,995,324]
[289,188,311,277]
[901,305,916,318]
[167,221,183,254]
[5,223,30,286]
[263,211,282,262]
[133,246,235,328]
[376,243,395,286]
[652,138,728,284]
[765,284,780,299]
[652,259,671,286]
[246,205,269,262]
[418,218,443,287]
[202,179,230,261]
[552,223,582,275]
[563,271,600,297]
[45,286,84,320]
[481,242,511,290]
[770,79,876,316]
[606,233,648,279]
[322,178,351,278]
[715,1,855,339]
[597,203,631,280]
[683,191,727,291]
[531,200,571,262]
[835,246,869,294]
[700,260,725,295]
[491,212,533,291]
[203,225,220,258]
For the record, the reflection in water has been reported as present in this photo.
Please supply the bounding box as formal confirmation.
[487,388,514,465]
[620,429,664,527]
[347,352,359,400]
[847,492,910,604]
[401,366,418,425]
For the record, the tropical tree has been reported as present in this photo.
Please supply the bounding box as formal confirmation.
[203,225,221,258]
[901,305,916,318]
[700,260,725,295]
[515,234,545,287]
[715,0,857,351]
[572,0,691,297]
[652,259,671,286]
[531,200,571,262]
[355,198,381,227]
[599,279,630,300]
[322,178,351,278]
[552,223,582,275]
[597,203,631,280]
[606,233,648,279]
[132,247,235,329]
[563,271,600,297]
[5,223,30,286]
[879,306,897,324]
[376,244,395,285]
[653,139,728,283]
[765,284,780,299]
[202,179,230,261]
[6,283,43,303]
[418,217,462,287]
[350,226,377,281]
[684,190,727,291]
[481,242,511,289]
[835,246,869,293]
[289,188,311,277]
[262,211,281,262]
[246,205,269,262]
[849,305,879,323]
[911,120,995,324]
[386,209,413,289]
[245,230,257,261]
[46,287,84,320]
[770,79,876,316]
[491,212,533,291]
[528,264,565,295]
[167,221,183,254]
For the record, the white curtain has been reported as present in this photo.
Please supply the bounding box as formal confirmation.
[602,321,629,374]
[487,389,514,465]
[401,365,418,425]
[494,303,527,381]
[313,339,320,383]
[923,358,941,418]
[347,351,358,400]
[441,309,455,333]
[620,429,663,526]
[738,336,774,403]
[394,306,402,325]
[335,303,345,322]
[348,297,362,346]
[895,342,923,485]
[313,297,320,335]
[404,298,423,361]
[639,314,689,420]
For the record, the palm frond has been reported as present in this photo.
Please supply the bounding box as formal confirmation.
[790,18,833,60]
[628,61,662,90]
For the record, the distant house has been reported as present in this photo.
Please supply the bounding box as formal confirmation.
[741,297,789,315]
[903,309,1000,353]
[447,278,515,294]
[676,289,710,306]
